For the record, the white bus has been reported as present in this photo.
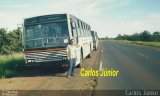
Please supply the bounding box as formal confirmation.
[91,31,98,50]
[23,14,93,67]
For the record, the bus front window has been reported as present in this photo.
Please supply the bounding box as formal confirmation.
[25,21,69,49]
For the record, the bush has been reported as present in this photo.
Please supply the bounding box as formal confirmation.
[115,30,160,42]
[0,28,22,55]
[0,53,25,78]
[1,45,11,55]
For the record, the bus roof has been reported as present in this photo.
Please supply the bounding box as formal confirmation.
[24,13,90,27]
[24,14,68,25]
[25,13,68,20]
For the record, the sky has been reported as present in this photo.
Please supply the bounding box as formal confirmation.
[0,0,160,38]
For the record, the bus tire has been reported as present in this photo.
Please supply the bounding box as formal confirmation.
[87,46,91,58]
[77,50,83,68]
[95,48,97,51]
[95,44,98,51]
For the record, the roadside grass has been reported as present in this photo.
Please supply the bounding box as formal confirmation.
[115,40,160,48]
[0,53,25,78]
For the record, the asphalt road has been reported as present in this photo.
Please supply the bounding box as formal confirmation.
[95,40,160,91]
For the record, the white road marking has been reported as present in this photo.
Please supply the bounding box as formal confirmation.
[101,46,103,52]
[99,61,102,71]
[137,53,145,57]
[137,53,150,58]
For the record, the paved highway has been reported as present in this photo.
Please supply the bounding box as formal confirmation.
[95,40,160,91]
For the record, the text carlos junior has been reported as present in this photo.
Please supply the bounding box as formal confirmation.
[80,68,119,77]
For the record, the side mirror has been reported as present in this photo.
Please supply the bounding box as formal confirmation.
[64,39,69,44]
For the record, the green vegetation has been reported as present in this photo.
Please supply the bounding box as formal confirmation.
[0,27,24,78]
[115,30,160,42]
[0,53,25,78]
[114,30,160,48]
[0,28,22,55]
[115,40,160,48]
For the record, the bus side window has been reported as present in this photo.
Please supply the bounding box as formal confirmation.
[71,21,77,37]
[89,26,91,36]
[79,20,83,36]
[75,19,79,37]
[86,25,89,36]
[81,22,84,36]
[83,22,85,36]
[84,24,86,36]
[77,20,81,36]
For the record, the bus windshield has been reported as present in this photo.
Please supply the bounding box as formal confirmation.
[24,21,69,49]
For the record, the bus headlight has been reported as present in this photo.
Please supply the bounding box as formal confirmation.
[62,56,67,60]
[27,59,35,63]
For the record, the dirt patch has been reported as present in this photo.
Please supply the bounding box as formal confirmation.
[0,43,102,96]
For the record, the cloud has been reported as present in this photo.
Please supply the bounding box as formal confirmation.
[0,12,23,30]
[0,0,159,38]
[97,13,160,37]
[0,0,107,29]
[123,13,160,33]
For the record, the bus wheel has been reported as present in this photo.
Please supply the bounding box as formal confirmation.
[95,44,98,51]
[87,46,91,58]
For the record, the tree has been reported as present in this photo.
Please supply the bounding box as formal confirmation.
[0,28,8,54]
[0,28,22,55]
[8,28,22,52]
[115,30,160,42]
[152,31,160,41]
[115,34,122,40]
[139,30,152,41]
